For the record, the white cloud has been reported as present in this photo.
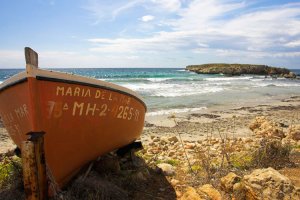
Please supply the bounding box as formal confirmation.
[84,0,183,23]
[151,0,182,12]
[5,1,298,68]
[0,50,24,68]
[88,31,209,53]
[174,0,246,31]
[285,40,300,48]
[86,0,300,68]
[141,15,155,22]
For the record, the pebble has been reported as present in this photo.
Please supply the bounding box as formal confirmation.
[157,163,176,176]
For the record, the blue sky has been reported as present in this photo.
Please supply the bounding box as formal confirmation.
[0,0,300,68]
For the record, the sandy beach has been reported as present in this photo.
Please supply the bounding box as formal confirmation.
[142,95,300,143]
[0,122,15,154]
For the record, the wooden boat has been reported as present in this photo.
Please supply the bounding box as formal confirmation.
[0,47,146,189]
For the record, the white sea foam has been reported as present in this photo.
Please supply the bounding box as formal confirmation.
[121,82,225,97]
[176,69,187,72]
[252,82,300,87]
[146,107,207,116]
[146,78,172,82]
[205,76,252,81]
[152,87,224,97]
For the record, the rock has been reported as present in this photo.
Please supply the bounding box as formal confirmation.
[162,146,168,151]
[244,138,253,143]
[168,150,176,157]
[249,116,285,138]
[160,136,169,144]
[180,187,203,200]
[283,72,297,78]
[235,167,300,200]
[168,136,179,143]
[176,190,183,198]
[232,182,246,200]
[171,179,180,186]
[198,184,222,200]
[149,147,161,154]
[157,163,176,176]
[148,142,155,146]
[220,172,241,192]
[144,122,155,127]
[286,124,300,141]
[185,143,196,149]
[249,116,267,131]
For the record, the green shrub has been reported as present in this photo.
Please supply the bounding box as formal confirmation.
[166,159,180,166]
[0,156,22,189]
[230,153,253,170]
[191,165,202,172]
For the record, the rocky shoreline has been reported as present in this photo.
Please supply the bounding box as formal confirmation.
[1,96,300,199]
[186,63,296,77]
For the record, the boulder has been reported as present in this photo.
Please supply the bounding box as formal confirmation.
[232,182,246,200]
[249,116,267,131]
[283,72,297,78]
[180,187,203,200]
[220,172,241,192]
[157,163,176,176]
[234,168,300,200]
[197,184,222,200]
[185,143,196,149]
[249,116,284,138]
[168,136,179,143]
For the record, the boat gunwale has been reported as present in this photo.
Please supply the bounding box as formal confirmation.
[0,69,147,111]
[0,71,28,92]
[0,77,28,92]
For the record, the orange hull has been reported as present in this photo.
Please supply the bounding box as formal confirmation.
[0,49,146,189]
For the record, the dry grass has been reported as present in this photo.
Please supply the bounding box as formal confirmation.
[251,138,293,169]
[59,172,129,200]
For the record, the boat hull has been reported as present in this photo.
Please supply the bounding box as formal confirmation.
[0,73,146,188]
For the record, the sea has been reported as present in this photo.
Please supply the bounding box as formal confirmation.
[0,68,300,116]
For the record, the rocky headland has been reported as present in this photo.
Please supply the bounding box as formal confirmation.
[186,63,296,77]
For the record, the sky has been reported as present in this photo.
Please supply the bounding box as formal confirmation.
[0,0,300,69]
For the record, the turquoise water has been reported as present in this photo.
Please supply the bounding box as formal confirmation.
[0,68,300,115]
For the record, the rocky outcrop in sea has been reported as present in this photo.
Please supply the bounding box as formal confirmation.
[186,64,296,77]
